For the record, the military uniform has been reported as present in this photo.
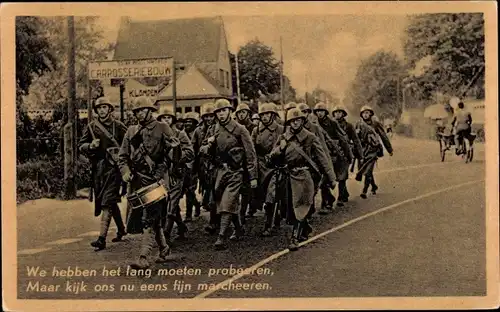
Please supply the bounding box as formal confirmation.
[266,108,336,251]
[298,103,336,215]
[155,108,194,241]
[118,97,187,269]
[79,97,127,251]
[201,99,258,250]
[182,112,202,222]
[234,103,256,221]
[332,105,363,204]
[251,103,285,236]
[355,106,393,198]
[192,103,218,234]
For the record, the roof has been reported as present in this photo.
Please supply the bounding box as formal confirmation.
[113,16,222,63]
[157,64,227,100]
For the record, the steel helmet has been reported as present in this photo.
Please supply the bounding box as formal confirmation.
[184,112,200,123]
[235,103,252,114]
[298,103,312,113]
[285,108,306,124]
[94,97,114,112]
[132,96,157,112]
[332,105,348,117]
[214,99,234,112]
[201,103,216,117]
[284,102,297,111]
[251,113,260,120]
[156,107,176,121]
[259,102,278,115]
[360,105,374,116]
[176,112,184,122]
[314,102,328,113]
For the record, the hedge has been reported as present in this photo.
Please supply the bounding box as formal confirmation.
[16,156,92,204]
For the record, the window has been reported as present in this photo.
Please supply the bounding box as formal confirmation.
[185,107,193,113]
[176,107,182,114]
[219,69,225,87]
[195,106,201,114]
[225,71,230,90]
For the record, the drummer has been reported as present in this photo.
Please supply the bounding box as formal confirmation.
[118,97,193,270]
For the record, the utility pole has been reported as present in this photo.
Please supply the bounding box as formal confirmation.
[64,16,76,199]
[119,82,125,122]
[172,59,177,113]
[235,52,241,105]
[279,36,284,109]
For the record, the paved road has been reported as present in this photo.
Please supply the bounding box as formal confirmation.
[16,136,486,299]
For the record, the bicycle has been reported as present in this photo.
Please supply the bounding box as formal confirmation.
[437,130,475,163]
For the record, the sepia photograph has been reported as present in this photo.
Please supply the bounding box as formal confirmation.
[2,1,499,311]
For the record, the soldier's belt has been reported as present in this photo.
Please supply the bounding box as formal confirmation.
[289,166,310,173]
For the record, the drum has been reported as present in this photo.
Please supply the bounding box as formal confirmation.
[126,180,168,210]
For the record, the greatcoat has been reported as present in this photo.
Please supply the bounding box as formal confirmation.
[79,117,128,216]
[251,119,285,205]
[267,127,336,221]
[201,119,258,214]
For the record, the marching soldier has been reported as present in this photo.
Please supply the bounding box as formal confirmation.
[282,102,297,125]
[355,106,393,198]
[234,102,256,220]
[250,103,285,236]
[200,99,258,250]
[297,103,337,214]
[155,107,192,240]
[118,97,193,269]
[79,97,128,251]
[175,112,184,131]
[251,113,260,128]
[182,112,202,222]
[313,102,354,209]
[192,103,219,234]
[266,108,336,251]
[332,105,363,206]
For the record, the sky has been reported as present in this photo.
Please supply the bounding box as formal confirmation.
[97,14,409,100]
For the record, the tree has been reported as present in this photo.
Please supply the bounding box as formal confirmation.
[345,51,406,118]
[403,13,485,100]
[230,40,297,107]
[24,17,115,109]
[16,17,56,96]
[233,39,279,103]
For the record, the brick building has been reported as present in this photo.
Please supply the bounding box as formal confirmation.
[112,16,234,114]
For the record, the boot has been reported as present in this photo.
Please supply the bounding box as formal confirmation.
[156,245,171,263]
[288,222,303,251]
[260,203,274,237]
[184,216,193,223]
[299,221,312,242]
[194,201,201,218]
[205,224,218,235]
[370,176,378,195]
[230,214,244,241]
[361,175,370,199]
[176,222,188,240]
[130,256,150,270]
[90,236,106,251]
[214,236,227,250]
[111,230,127,243]
[318,206,330,215]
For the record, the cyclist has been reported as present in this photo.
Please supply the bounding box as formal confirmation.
[452,101,472,155]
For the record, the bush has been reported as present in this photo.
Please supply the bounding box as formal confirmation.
[16,156,93,204]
